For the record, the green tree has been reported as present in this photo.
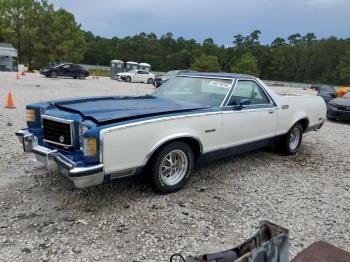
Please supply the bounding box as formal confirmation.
[337,48,350,84]
[190,54,221,72]
[231,52,260,77]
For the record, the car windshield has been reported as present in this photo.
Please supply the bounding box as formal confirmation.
[344,92,350,98]
[153,76,232,106]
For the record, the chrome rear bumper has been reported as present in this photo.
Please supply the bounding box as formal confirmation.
[15,130,104,188]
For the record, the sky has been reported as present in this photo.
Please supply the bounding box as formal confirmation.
[48,0,350,45]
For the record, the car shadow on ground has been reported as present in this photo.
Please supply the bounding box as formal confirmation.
[327,119,350,125]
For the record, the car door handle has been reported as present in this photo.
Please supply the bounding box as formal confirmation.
[268,110,276,114]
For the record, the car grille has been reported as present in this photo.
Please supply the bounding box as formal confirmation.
[42,117,73,147]
[336,105,350,111]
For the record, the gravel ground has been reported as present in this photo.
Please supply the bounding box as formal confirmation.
[0,72,349,261]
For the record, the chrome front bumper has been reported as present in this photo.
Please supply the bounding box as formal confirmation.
[15,130,104,188]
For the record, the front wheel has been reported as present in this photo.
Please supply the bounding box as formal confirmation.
[78,73,85,80]
[126,76,131,82]
[149,141,194,193]
[50,71,57,78]
[278,123,303,155]
[147,78,153,84]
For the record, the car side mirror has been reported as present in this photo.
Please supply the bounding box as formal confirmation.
[234,99,251,110]
[330,92,337,98]
[239,98,251,107]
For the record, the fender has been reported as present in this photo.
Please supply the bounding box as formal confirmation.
[143,133,204,165]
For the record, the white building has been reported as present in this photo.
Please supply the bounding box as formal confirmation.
[0,43,18,71]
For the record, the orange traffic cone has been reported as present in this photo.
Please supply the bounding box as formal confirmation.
[16,72,20,80]
[5,92,16,109]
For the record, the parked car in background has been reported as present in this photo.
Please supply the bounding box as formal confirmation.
[327,91,350,121]
[40,63,89,79]
[115,69,155,84]
[154,70,195,87]
[336,87,350,97]
[312,85,337,103]
[16,72,326,193]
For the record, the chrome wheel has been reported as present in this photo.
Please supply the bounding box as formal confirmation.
[288,127,301,151]
[159,150,188,186]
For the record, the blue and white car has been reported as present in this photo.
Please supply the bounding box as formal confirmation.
[16,72,326,193]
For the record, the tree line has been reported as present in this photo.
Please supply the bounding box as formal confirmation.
[1,0,349,85]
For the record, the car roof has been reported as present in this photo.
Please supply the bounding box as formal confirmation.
[178,72,256,79]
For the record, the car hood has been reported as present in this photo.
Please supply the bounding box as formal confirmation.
[330,97,350,106]
[53,95,210,124]
[40,67,52,71]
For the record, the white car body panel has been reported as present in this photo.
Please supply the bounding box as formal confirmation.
[101,77,326,176]
[116,70,155,83]
[101,113,223,173]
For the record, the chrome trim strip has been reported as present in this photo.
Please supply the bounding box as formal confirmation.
[220,78,236,108]
[41,115,74,124]
[109,167,140,179]
[41,115,75,147]
[177,75,235,80]
[100,111,222,135]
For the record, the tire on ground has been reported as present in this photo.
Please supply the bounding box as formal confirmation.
[149,141,194,194]
[278,122,303,155]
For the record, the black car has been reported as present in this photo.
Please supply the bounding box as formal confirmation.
[154,70,195,87]
[327,91,350,121]
[312,85,337,103]
[40,63,89,79]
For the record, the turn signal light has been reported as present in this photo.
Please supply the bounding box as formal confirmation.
[26,109,36,122]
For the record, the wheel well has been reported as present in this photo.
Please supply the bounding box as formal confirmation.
[296,118,309,131]
[146,137,202,166]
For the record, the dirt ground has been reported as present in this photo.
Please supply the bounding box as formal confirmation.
[0,72,349,261]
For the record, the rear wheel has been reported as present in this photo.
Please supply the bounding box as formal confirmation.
[149,141,194,193]
[278,123,303,155]
[147,78,153,84]
[126,76,131,82]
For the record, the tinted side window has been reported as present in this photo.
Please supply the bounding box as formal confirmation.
[228,81,270,106]
[72,64,82,70]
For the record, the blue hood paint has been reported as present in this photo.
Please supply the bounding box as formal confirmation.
[53,95,211,123]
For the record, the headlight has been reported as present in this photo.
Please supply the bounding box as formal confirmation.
[79,123,89,135]
[79,123,89,149]
[82,137,97,156]
[26,109,36,122]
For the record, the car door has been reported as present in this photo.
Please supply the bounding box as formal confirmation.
[60,64,71,77]
[133,71,142,82]
[222,79,278,148]
[56,65,65,76]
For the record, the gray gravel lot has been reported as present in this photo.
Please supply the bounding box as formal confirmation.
[0,72,349,261]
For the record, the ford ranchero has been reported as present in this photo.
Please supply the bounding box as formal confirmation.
[16,72,327,193]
